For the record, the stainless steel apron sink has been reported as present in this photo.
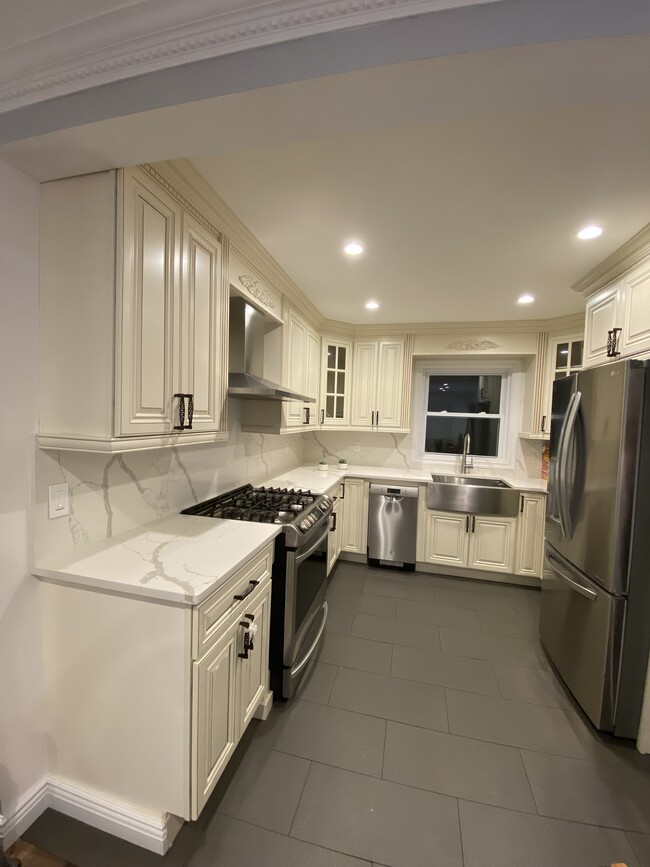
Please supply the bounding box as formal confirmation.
[426,475,520,517]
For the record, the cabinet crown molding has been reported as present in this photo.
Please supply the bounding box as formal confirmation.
[0,0,506,113]
[572,223,650,299]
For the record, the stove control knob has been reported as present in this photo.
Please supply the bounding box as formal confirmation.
[300,518,310,530]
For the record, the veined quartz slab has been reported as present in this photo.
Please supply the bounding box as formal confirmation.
[264,465,547,495]
[33,513,280,605]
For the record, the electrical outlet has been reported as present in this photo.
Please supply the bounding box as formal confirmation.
[49,483,70,519]
[353,442,361,453]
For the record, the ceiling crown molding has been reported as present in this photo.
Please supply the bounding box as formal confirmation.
[0,0,505,114]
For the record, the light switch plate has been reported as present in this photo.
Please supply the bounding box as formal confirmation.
[49,483,70,519]
[353,442,361,453]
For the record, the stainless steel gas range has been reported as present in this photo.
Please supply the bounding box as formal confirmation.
[182,484,333,699]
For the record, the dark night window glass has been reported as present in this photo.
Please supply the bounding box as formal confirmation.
[427,375,501,414]
[425,417,500,456]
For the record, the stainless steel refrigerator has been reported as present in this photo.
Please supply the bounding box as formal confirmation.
[541,358,650,739]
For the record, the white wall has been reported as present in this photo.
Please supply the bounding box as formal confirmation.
[0,159,48,833]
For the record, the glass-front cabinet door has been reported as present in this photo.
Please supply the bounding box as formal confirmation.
[541,336,584,435]
[320,338,352,427]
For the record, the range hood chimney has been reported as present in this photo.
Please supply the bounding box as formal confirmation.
[228,297,314,402]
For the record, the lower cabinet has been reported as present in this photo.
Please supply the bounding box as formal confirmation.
[40,542,275,851]
[340,478,368,555]
[421,509,519,575]
[515,493,546,578]
[191,571,271,819]
[327,487,343,574]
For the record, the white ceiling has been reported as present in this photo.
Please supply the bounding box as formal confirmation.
[190,37,650,324]
[2,35,650,325]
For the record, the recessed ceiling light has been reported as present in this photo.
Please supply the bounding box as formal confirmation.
[576,224,603,240]
[344,241,364,256]
[517,294,535,304]
[365,300,379,310]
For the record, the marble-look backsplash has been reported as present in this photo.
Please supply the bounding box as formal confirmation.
[302,430,545,479]
[34,402,304,562]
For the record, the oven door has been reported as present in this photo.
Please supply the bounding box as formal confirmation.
[283,521,330,698]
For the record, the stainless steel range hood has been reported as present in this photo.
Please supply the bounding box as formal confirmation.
[228,297,314,402]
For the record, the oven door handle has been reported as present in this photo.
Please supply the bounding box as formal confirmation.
[291,601,328,677]
[295,526,330,566]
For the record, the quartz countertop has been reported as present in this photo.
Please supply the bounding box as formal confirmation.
[33,514,281,605]
[263,464,547,494]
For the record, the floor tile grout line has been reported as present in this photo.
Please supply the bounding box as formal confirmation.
[515,746,540,816]
[286,759,312,839]
[456,798,466,867]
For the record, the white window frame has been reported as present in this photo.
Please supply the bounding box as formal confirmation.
[411,359,522,470]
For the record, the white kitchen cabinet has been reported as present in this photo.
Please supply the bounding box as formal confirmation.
[619,259,650,357]
[583,283,623,367]
[420,507,521,576]
[283,306,320,430]
[467,515,517,574]
[327,488,343,573]
[39,165,229,452]
[191,611,240,819]
[515,493,546,578]
[41,543,275,850]
[350,339,408,430]
[320,339,353,427]
[538,334,584,435]
[340,478,368,555]
[421,510,469,567]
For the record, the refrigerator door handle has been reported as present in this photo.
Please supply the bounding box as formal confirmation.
[547,551,597,601]
[557,390,582,539]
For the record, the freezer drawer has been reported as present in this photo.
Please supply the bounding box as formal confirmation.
[540,545,625,732]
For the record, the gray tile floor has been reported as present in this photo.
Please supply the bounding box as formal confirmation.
[25,563,650,866]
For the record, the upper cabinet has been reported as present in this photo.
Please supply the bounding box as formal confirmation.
[283,306,320,430]
[576,224,650,368]
[320,338,353,428]
[39,166,228,452]
[350,339,409,430]
[539,334,584,435]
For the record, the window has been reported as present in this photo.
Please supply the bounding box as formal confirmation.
[412,358,518,465]
[424,374,503,456]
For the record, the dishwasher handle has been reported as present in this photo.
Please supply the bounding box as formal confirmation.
[369,484,419,498]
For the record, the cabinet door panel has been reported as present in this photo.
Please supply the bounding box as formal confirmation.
[423,510,468,567]
[620,261,650,356]
[516,494,545,578]
[321,339,352,427]
[285,310,307,428]
[182,217,224,431]
[119,175,179,435]
[328,498,341,574]
[468,516,516,573]
[583,285,620,367]
[191,617,239,819]
[305,328,321,427]
[351,342,378,427]
[340,479,367,554]
[376,340,405,428]
[238,580,272,735]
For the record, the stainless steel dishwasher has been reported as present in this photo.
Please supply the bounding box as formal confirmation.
[367,484,418,570]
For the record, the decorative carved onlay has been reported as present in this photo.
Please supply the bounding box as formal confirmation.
[445,339,501,351]
[238,274,277,310]
[0,0,508,113]
[141,164,222,241]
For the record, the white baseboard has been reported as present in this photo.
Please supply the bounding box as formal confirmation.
[0,776,182,855]
[0,777,49,849]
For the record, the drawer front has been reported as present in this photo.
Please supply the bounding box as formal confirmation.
[193,544,273,659]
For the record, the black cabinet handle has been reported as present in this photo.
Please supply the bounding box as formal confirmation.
[234,580,259,601]
[520,495,524,513]
[238,620,255,659]
[471,515,476,533]
[340,483,345,500]
[321,409,325,424]
[541,415,547,433]
[607,327,622,358]
[330,512,337,532]
[465,515,469,533]
[303,406,310,425]
[174,393,194,430]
